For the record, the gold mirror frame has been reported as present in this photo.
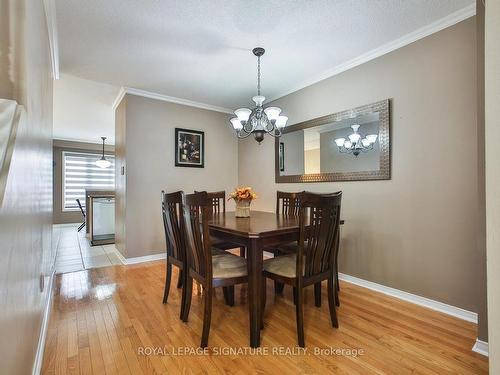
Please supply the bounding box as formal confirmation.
[275,99,391,183]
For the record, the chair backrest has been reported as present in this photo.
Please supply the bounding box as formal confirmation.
[162,190,186,262]
[182,191,213,281]
[297,191,342,279]
[206,191,226,214]
[76,199,85,218]
[276,191,301,216]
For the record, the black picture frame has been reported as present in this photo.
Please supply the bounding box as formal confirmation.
[175,128,205,168]
[279,142,285,172]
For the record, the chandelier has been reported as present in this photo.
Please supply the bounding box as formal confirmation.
[334,125,378,157]
[230,47,288,143]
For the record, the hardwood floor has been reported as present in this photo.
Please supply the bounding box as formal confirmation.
[42,261,488,375]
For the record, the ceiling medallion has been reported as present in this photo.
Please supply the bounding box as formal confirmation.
[230,47,288,143]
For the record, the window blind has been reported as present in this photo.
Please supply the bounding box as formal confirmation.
[63,151,115,210]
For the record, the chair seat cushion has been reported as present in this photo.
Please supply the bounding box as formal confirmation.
[211,247,228,255]
[213,253,247,279]
[263,254,304,279]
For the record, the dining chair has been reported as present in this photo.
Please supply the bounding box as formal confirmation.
[261,191,342,347]
[181,191,248,348]
[76,199,86,232]
[275,190,343,307]
[161,191,187,317]
[197,190,247,258]
[271,191,302,294]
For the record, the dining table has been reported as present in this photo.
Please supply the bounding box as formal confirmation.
[208,210,344,348]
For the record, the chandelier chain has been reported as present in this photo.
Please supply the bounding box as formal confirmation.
[257,55,261,96]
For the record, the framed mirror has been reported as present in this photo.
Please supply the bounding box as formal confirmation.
[275,99,390,183]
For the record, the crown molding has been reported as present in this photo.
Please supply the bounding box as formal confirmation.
[269,3,476,102]
[43,0,60,79]
[120,87,233,114]
[111,87,127,111]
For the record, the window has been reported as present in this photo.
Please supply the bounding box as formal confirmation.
[62,151,115,210]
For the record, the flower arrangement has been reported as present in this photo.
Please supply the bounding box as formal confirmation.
[228,187,257,202]
[228,187,257,217]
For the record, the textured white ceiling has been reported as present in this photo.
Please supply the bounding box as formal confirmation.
[55,0,474,110]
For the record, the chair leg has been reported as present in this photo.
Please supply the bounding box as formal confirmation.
[222,286,234,306]
[177,269,183,288]
[200,286,213,348]
[293,286,298,305]
[181,276,193,322]
[239,247,246,258]
[261,278,266,329]
[335,278,340,307]
[336,268,340,291]
[335,230,341,292]
[274,281,285,294]
[328,275,339,328]
[295,286,305,347]
[163,262,172,304]
[314,282,321,307]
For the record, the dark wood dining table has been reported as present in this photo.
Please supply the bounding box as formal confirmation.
[208,210,344,348]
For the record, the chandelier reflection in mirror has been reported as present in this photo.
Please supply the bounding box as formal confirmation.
[230,47,288,143]
[334,125,378,157]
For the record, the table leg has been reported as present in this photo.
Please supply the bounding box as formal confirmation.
[247,237,263,347]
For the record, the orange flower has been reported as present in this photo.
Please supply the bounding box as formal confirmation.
[228,187,258,202]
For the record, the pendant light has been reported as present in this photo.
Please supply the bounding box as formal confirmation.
[95,137,111,168]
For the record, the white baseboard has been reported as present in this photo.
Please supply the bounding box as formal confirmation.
[338,273,478,323]
[32,268,55,375]
[125,252,166,265]
[472,339,489,357]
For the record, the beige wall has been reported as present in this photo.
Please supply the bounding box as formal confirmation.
[115,97,127,255]
[239,18,487,338]
[485,0,500,368]
[0,0,54,374]
[116,94,238,258]
[52,139,115,224]
[475,0,488,346]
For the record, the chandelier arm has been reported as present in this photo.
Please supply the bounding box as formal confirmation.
[264,120,275,133]
[236,130,254,139]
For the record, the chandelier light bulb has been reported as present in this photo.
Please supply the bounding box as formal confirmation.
[334,138,346,147]
[264,107,281,122]
[344,140,352,149]
[348,133,361,143]
[234,108,252,123]
[361,138,370,147]
[230,117,243,131]
[275,115,288,129]
[366,134,378,144]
